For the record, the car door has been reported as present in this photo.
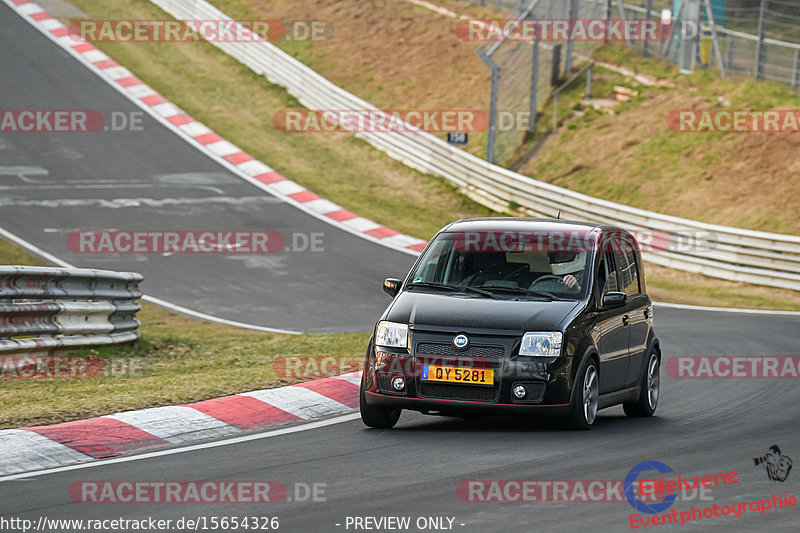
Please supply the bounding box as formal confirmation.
[592,239,629,393]
[616,238,652,387]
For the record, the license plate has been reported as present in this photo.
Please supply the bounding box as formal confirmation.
[421,365,493,385]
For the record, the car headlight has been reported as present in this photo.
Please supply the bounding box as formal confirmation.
[375,321,409,349]
[519,332,563,357]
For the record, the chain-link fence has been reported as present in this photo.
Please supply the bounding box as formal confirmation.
[473,0,603,164]
[460,0,800,88]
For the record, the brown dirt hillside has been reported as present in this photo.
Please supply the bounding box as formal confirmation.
[213,0,800,235]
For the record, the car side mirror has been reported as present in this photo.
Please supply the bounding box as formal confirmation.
[383,278,402,297]
[601,291,627,309]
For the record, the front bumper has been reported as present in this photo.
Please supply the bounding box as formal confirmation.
[365,331,575,413]
[365,390,571,417]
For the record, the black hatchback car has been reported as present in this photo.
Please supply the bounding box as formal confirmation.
[360,218,661,429]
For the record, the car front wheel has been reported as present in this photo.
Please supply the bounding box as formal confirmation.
[624,349,660,417]
[563,359,599,430]
[359,375,401,429]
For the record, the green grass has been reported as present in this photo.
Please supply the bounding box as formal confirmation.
[0,238,369,429]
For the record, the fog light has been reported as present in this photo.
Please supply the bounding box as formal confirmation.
[392,377,406,391]
[513,385,526,399]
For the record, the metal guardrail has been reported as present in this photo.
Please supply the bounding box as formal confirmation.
[152,0,800,292]
[0,266,143,354]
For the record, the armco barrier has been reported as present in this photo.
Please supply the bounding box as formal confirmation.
[150,0,800,291]
[0,266,143,354]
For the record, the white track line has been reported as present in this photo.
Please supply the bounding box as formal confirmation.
[0,225,304,333]
[0,413,361,482]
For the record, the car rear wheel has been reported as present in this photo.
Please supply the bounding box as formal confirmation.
[562,360,598,430]
[623,350,660,417]
[359,375,401,429]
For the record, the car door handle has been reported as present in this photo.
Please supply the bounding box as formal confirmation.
[622,315,630,327]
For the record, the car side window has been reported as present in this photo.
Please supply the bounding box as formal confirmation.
[598,243,618,296]
[615,239,641,296]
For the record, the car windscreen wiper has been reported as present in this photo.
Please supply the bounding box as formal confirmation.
[409,282,517,300]
[406,281,457,291]
[476,286,568,301]
[457,286,506,300]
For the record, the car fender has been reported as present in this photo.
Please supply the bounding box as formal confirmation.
[569,344,599,405]
[630,334,661,388]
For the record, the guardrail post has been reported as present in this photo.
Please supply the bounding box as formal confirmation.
[754,0,767,80]
[793,50,800,92]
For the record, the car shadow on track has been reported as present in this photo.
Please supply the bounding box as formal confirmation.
[372,410,671,434]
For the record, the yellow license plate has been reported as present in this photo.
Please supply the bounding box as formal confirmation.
[422,365,493,385]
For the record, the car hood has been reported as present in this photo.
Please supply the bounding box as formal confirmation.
[384,290,582,334]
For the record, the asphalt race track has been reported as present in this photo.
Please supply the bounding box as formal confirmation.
[0,4,416,333]
[1,2,799,532]
[1,308,799,532]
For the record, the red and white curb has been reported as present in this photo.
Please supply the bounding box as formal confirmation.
[0,372,363,475]
[3,0,427,257]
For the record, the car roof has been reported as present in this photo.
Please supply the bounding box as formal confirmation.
[441,217,610,234]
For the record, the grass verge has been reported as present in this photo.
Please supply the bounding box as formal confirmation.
[0,239,369,429]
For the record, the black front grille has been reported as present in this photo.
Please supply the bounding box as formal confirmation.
[418,381,499,402]
[416,342,505,359]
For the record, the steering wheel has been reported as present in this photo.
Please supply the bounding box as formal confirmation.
[530,274,569,292]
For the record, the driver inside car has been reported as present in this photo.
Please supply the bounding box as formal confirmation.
[547,251,586,292]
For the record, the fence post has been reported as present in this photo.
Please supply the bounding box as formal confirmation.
[702,0,726,76]
[586,66,593,98]
[643,0,654,57]
[604,0,612,42]
[754,0,767,80]
[553,93,559,133]
[551,44,562,85]
[529,36,540,132]
[679,0,700,74]
[565,0,578,74]
[477,49,500,164]
[726,33,734,71]
[793,49,800,92]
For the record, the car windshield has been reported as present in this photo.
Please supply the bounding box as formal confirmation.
[407,230,594,299]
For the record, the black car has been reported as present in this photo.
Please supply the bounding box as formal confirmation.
[359,218,661,430]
